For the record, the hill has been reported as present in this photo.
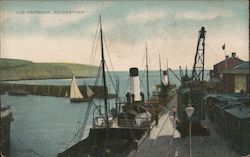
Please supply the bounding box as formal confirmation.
[0,58,98,81]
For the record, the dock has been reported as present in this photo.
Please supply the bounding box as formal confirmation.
[0,105,13,157]
[128,96,241,157]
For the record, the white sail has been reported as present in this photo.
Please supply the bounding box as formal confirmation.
[65,91,69,97]
[70,76,83,99]
[86,85,94,98]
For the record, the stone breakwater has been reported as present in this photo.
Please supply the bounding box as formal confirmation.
[0,83,116,98]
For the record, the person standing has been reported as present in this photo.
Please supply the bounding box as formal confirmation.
[172,106,177,120]
[155,113,159,126]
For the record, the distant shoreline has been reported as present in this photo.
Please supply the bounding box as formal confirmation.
[0,76,96,82]
[0,58,98,81]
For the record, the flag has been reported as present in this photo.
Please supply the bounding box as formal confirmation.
[222,44,225,50]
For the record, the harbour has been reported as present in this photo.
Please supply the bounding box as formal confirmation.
[0,71,184,157]
[0,1,249,157]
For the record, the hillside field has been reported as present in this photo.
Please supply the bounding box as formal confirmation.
[0,58,98,81]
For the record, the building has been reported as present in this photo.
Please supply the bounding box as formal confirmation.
[209,52,249,93]
[222,61,250,93]
[210,52,244,79]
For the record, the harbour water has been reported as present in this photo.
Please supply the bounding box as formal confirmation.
[1,70,209,157]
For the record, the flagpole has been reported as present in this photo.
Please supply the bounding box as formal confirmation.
[222,44,227,69]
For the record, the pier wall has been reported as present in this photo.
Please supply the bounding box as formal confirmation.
[0,106,13,157]
[0,83,113,98]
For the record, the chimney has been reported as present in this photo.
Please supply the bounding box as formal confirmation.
[232,52,236,58]
[225,55,229,69]
[129,67,141,102]
[163,70,168,86]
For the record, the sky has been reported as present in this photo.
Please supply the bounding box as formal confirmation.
[0,0,249,71]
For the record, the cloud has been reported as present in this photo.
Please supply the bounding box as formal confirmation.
[126,10,167,24]
[1,26,248,71]
[39,4,108,28]
[1,2,247,71]
[1,3,109,30]
[40,5,93,28]
[84,20,116,36]
[176,10,231,21]
[1,35,96,65]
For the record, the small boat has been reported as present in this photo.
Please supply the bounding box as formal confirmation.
[94,113,113,127]
[70,75,93,102]
[86,85,94,98]
[135,106,152,127]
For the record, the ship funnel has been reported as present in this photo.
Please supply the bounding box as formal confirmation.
[130,67,141,102]
[163,70,168,86]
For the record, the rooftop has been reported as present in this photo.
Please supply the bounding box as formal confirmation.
[225,106,250,119]
[234,61,250,69]
[214,52,243,68]
[221,61,250,74]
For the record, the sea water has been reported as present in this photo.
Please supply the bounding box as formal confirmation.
[1,70,209,157]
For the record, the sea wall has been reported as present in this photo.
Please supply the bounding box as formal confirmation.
[0,83,115,98]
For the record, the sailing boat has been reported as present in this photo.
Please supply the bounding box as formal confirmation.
[58,16,151,157]
[86,85,94,98]
[70,75,94,102]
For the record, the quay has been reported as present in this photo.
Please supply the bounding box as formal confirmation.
[128,96,241,157]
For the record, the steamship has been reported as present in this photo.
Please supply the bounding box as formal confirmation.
[58,67,153,157]
[58,16,175,157]
[58,16,153,157]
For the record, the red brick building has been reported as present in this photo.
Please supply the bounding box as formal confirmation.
[210,52,243,79]
[209,52,249,93]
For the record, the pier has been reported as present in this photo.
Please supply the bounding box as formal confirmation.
[128,96,241,157]
[0,83,117,98]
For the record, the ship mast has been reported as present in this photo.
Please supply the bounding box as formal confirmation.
[146,44,150,100]
[99,15,109,128]
[159,54,162,83]
[166,58,170,85]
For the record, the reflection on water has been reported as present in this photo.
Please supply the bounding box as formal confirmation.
[2,95,89,157]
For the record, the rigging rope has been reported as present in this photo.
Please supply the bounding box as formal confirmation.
[121,76,130,97]
[66,62,102,148]
[12,132,46,157]
[77,102,93,142]
[138,67,148,95]
[103,35,116,75]
[94,62,102,86]
[65,102,88,148]
[87,19,100,84]
[92,101,107,124]
[140,51,146,68]
[105,63,118,95]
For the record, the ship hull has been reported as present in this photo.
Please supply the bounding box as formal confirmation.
[0,106,13,157]
[70,97,93,103]
[58,127,147,157]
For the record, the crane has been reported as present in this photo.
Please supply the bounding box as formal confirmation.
[191,27,206,83]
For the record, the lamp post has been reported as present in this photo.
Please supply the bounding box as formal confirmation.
[185,99,194,157]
